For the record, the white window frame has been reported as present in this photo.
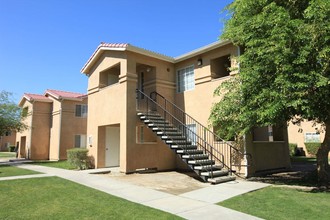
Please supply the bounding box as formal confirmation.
[177,65,195,93]
[74,134,87,148]
[75,104,88,118]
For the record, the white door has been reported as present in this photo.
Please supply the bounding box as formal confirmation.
[105,126,120,167]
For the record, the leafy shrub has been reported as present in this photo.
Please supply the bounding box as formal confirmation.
[67,148,89,170]
[8,146,16,152]
[304,142,321,156]
[288,143,297,156]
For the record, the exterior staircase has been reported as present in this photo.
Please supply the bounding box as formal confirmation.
[136,89,250,184]
[137,112,236,184]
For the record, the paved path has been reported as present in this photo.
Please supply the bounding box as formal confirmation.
[1,164,269,220]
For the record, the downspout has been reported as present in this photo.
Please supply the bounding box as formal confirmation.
[237,45,248,177]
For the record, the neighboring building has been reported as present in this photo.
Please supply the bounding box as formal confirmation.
[45,89,88,160]
[17,93,53,159]
[0,131,17,152]
[81,40,291,180]
[288,120,325,156]
[16,90,87,160]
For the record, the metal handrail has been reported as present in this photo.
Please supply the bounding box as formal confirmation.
[136,90,227,175]
[146,90,251,175]
[136,89,250,177]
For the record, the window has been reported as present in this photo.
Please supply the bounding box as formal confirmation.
[74,134,87,148]
[75,104,88,117]
[304,132,320,143]
[5,131,12,136]
[177,65,195,93]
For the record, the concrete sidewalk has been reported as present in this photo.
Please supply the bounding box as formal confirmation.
[10,164,268,220]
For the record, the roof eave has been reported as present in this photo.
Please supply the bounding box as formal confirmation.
[174,40,232,63]
[81,47,126,75]
[18,96,28,107]
[126,45,175,63]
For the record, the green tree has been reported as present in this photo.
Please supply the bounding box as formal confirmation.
[0,91,26,135]
[210,0,330,184]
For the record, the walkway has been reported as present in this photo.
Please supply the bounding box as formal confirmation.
[2,163,269,220]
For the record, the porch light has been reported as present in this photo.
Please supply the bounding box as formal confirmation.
[197,58,203,66]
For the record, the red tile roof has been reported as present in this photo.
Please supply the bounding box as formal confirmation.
[18,93,52,107]
[45,89,86,100]
[24,93,51,102]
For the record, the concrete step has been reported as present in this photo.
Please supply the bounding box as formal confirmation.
[194,164,223,171]
[161,136,186,140]
[201,169,229,177]
[182,154,209,160]
[156,131,183,136]
[188,159,215,165]
[171,144,197,150]
[176,149,204,154]
[148,123,173,128]
[208,175,236,184]
[166,140,192,144]
[139,115,162,120]
[137,112,160,117]
[145,120,170,125]
[152,127,178,132]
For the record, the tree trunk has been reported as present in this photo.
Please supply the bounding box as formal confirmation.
[316,121,330,185]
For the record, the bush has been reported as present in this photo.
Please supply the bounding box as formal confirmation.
[67,148,89,170]
[304,142,321,156]
[288,143,297,156]
[8,146,16,152]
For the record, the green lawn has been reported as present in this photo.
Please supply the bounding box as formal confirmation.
[219,186,330,220]
[0,165,41,177]
[291,156,317,163]
[0,177,181,219]
[31,160,76,170]
[0,152,16,158]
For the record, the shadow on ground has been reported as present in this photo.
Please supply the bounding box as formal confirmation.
[248,160,330,192]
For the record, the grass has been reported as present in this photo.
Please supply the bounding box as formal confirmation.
[31,160,76,170]
[0,177,181,219]
[0,165,40,177]
[291,156,317,163]
[0,152,16,158]
[219,186,330,220]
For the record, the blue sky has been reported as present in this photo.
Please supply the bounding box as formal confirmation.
[0,0,233,102]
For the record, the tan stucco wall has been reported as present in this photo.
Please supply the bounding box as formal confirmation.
[30,102,52,160]
[59,99,87,159]
[16,100,52,160]
[288,120,325,156]
[245,126,291,176]
[0,131,16,151]
[49,97,87,160]
[49,98,61,160]
[174,44,237,126]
